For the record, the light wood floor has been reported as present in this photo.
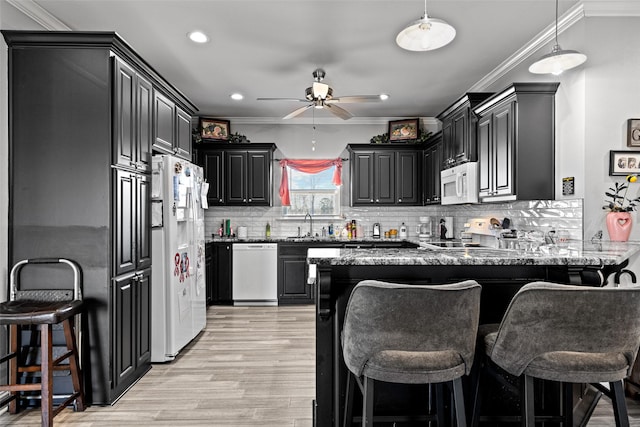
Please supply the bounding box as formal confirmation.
[0,304,638,426]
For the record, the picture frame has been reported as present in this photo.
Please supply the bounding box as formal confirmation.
[200,117,230,141]
[609,150,640,176]
[627,119,640,147]
[388,118,419,142]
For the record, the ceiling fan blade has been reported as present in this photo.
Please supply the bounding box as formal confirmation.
[257,97,308,102]
[324,103,353,120]
[327,95,383,103]
[283,104,313,120]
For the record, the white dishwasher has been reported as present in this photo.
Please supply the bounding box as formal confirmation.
[232,243,278,306]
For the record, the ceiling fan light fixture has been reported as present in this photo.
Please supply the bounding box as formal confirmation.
[230,93,244,101]
[396,1,455,52]
[529,0,587,75]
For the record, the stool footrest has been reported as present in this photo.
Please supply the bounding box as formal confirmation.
[0,383,42,392]
[18,364,72,373]
[52,392,82,417]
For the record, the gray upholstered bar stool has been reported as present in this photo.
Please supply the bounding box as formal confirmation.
[342,279,482,427]
[471,281,640,427]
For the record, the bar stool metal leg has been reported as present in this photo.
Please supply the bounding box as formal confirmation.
[363,376,374,427]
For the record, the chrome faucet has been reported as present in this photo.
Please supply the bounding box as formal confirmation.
[304,212,313,237]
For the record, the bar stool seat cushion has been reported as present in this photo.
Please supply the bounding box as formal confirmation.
[0,300,83,325]
[364,349,465,384]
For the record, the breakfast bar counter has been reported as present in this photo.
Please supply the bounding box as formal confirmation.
[308,241,640,427]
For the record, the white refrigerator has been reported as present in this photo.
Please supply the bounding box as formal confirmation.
[150,154,207,362]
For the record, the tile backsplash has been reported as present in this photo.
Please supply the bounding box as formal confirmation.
[205,199,584,241]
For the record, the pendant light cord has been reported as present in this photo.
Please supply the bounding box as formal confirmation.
[554,0,559,45]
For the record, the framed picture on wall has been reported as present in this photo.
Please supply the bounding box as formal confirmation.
[200,117,230,141]
[609,150,640,176]
[627,119,640,147]
[388,118,419,142]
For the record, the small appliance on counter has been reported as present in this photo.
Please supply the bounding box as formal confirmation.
[372,223,381,239]
[399,223,408,239]
[417,217,432,241]
[438,217,454,239]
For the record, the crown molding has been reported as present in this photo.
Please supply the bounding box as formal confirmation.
[468,1,640,92]
[7,0,71,30]
[228,116,440,126]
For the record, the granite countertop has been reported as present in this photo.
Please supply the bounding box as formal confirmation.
[306,241,640,266]
[204,236,414,244]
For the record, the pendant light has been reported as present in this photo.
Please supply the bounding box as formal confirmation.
[396,0,456,52]
[529,0,586,75]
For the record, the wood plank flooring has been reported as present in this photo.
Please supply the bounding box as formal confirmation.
[0,304,638,426]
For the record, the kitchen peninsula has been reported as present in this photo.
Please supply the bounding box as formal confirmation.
[308,242,640,427]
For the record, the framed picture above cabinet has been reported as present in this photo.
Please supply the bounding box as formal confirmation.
[388,118,419,142]
[200,117,230,141]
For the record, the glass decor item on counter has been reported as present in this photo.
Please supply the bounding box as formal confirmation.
[266,222,271,238]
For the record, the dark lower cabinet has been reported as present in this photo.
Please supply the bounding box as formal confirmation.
[112,268,151,397]
[205,243,214,305]
[278,244,314,304]
[212,242,233,304]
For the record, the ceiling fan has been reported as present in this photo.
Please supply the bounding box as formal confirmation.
[257,68,387,120]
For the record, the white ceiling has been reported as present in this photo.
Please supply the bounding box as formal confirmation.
[3,0,579,121]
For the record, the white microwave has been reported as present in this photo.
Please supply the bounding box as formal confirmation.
[440,162,479,205]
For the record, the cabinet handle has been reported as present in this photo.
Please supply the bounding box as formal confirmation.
[376,199,380,203]
[370,199,374,203]
[219,199,223,202]
[121,284,131,291]
[398,198,402,202]
[426,198,431,202]
[243,198,247,202]
[248,198,252,202]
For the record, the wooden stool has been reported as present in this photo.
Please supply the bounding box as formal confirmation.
[0,259,86,427]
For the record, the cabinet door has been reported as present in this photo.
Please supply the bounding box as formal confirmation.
[493,102,514,197]
[225,152,246,204]
[113,274,135,389]
[213,243,232,303]
[424,143,442,204]
[205,244,214,305]
[441,119,453,168]
[136,75,153,173]
[135,268,151,367]
[452,108,469,163]
[352,152,374,205]
[136,174,151,270]
[396,151,419,205]
[477,115,492,197]
[201,150,224,205]
[374,152,395,204]
[279,257,312,303]
[175,106,192,160]
[247,150,270,205]
[153,91,174,154]
[113,58,136,169]
[114,170,135,276]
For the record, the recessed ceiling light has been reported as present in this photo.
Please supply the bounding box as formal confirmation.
[187,31,209,44]
[380,94,390,101]
[230,93,244,101]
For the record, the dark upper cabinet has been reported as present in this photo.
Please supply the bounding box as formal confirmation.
[200,150,224,205]
[195,143,275,206]
[423,132,443,204]
[349,145,421,206]
[396,151,420,205]
[153,91,193,160]
[153,91,175,154]
[437,92,494,169]
[175,106,192,160]
[113,58,152,173]
[474,82,559,203]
